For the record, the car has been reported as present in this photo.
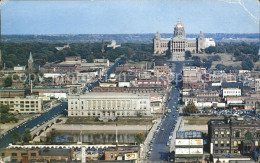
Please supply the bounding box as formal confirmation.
[161,128,165,131]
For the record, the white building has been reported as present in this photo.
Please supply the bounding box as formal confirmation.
[255,78,260,92]
[68,93,151,117]
[204,38,216,48]
[222,88,241,98]
[13,65,26,71]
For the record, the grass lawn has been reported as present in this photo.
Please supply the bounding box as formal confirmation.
[15,114,35,120]
[66,117,154,125]
[183,116,224,125]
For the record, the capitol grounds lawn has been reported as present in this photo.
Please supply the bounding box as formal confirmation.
[183,116,224,125]
[65,117,154,125]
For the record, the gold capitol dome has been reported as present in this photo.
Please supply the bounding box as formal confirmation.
[175,18,184,28]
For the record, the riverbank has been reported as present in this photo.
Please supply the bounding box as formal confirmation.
[65,117,154,125]
[53,124,152,131]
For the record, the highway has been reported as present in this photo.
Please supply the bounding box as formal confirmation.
[0,102,67,149]
[149,62,183,162]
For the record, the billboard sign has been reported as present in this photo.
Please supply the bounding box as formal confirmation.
[124,153,137,160]
[176,139,190,145]
[189,148,203,154]
[175,148,189,155]
[190,139,203,145]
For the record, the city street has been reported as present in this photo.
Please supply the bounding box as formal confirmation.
[0,102,67,148]
[149,62,183,162]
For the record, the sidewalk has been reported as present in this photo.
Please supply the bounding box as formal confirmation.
[142,118,162,160]
[169,107,184,153]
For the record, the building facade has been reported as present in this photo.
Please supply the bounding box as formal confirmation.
[182,66,206,89]
[0,97,42,113]
[222,88,241,98]
[153,19,215,61]
[208,118,260,161]
[68,93,151,117]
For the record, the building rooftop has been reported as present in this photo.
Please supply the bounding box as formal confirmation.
[176,130,202,139]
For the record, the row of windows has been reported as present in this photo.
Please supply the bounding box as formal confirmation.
[214,140,259,147]
[1,152,37,157]
[70,107,147,110]
[0,101,38,104]
[70,111,147,116]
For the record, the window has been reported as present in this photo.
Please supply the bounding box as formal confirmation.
[1,153,4,157]
[227,141,230,147]
[255,141,259,146]
[11,153,17,156]
[31,153,36,157]
[257,132,260,138]
[234,141,237,146]
[235,131,240,138]
[221,141,224,147]
[215,141,218,147]
[21,153,27,156]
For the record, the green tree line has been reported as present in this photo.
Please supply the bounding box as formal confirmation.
[1,42,153,68]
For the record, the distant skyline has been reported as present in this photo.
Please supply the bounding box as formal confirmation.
[1,0,259,35]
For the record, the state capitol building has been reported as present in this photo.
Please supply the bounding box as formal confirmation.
[153,19,215,61]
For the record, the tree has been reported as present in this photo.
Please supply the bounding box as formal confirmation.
[185,51,191,60]
[4,76,12,87]
[234,50,241,57]
[241,58,254,70]
[46,129,56,144]
[183,101,198,114]
[205,46,216,54]
[22,128,32,143]
[11,133,21,144]
[135,132,145,144]
[216,64,226,71]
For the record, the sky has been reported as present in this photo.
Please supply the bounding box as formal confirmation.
[1,0,259,35]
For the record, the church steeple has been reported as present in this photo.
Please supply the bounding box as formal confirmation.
[27,52,34,73]
[28,52,34,63]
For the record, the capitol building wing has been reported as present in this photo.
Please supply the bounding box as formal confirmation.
[153,19,215,61]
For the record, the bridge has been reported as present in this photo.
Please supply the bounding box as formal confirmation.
[30,116,62,142]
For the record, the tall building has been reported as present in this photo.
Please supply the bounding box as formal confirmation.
[208,117,260,162]
[27,52,34,74]
[153,18,215,61]
[182,66,206,89]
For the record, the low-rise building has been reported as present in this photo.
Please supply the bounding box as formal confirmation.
[68,93,151,117]
[175,130,204,163]
[0,89,25,98]
[0,96,42,113]
[222,88,241,98]
[1,148,72,162]
[104,146,140,161]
